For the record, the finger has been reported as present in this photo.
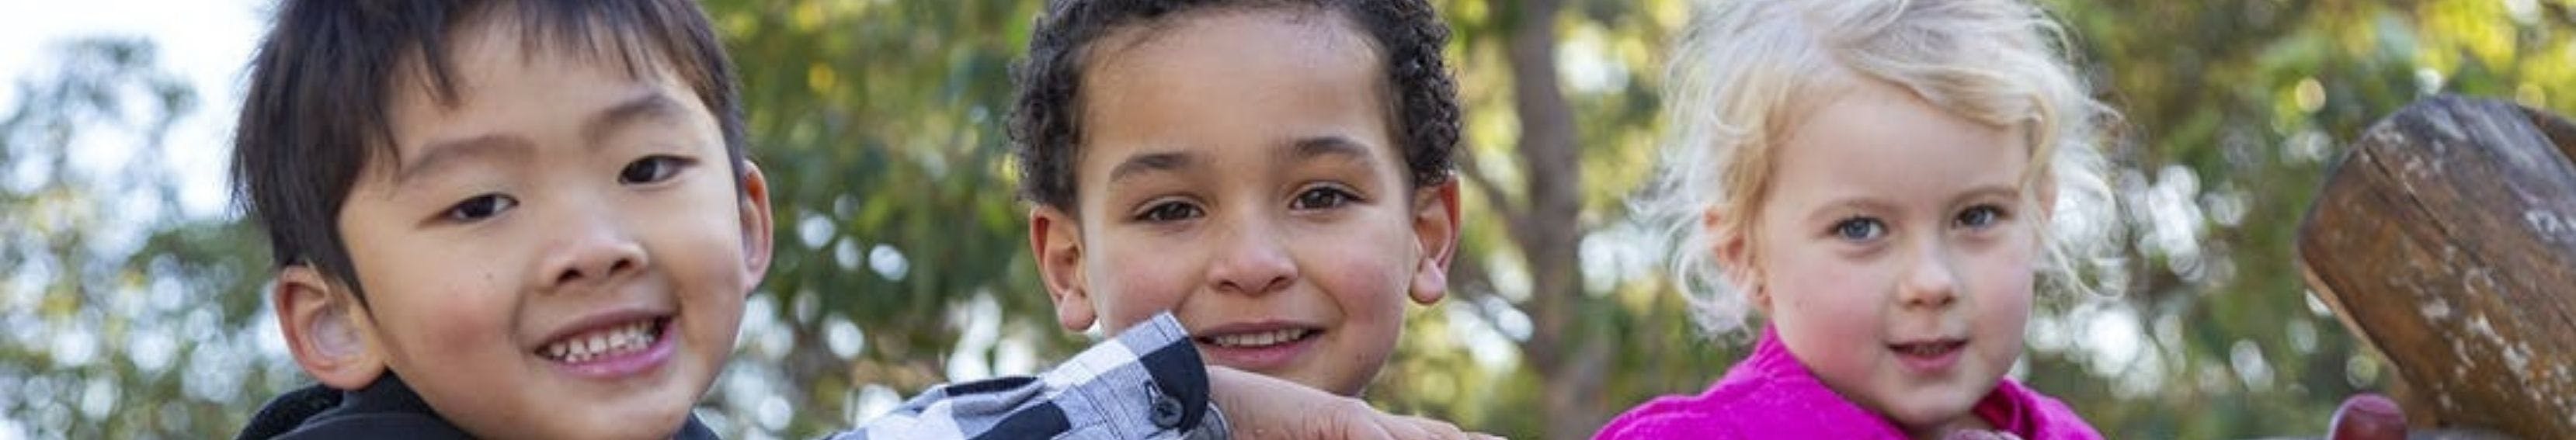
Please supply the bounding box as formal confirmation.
[1372,414,1431,440]
[1396,414,1479,440]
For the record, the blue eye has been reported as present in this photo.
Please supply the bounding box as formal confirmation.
[619,155,692,185]
[1135,200,1204,223]
[1290,186,1361,210]
[1956,205,2005,229]
[445,194,518,222]
[1830,217,1886,242]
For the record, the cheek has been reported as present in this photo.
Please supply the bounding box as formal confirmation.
[1968,229,2042,303]
[1968,244,2037,334]
[367,272,521,371]
[1089,237,1199,329]
[1298,221,1416,325]
[1761,247,1886,318]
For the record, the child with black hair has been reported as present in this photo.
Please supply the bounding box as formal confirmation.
[232,1,768,438]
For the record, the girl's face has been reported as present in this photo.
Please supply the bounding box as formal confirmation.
[1725,78,2045,437]
[1028,8,1457,397]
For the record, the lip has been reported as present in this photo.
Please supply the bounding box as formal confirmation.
[1889,338,1967,374]
[1190,321,1324,372]
[534,307,678,379]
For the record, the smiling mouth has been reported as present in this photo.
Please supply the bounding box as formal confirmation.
[1194,327,1319,348]
[539,317,669,363]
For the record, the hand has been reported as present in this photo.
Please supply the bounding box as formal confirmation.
[1206,366,1500,440]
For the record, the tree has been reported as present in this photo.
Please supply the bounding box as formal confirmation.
[0,37,280,439]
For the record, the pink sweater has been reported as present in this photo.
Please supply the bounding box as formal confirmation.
[1595,327,2102,439]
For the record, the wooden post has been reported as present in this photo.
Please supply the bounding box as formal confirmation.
[2297,95,2576,439]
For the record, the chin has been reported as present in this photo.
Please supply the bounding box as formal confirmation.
[565,407,691,440]
[1882,393,1980,432]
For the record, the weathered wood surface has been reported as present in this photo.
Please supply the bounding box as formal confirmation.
[2296,95,2576,440]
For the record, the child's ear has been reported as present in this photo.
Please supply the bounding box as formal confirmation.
[1704,207,1768,314]
[1030,206,1097,331]
[1406,181,1462,305]
[733,161,776,290]
[274,265,386,390]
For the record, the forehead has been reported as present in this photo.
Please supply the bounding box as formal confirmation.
[1075,8,1391,150]
[376,17,710,155]
[1768,79,2025,204]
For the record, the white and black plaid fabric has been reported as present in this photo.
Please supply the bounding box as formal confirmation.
[827,313,1228,440]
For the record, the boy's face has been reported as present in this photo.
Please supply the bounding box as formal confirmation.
[297,18,770,439]
[1729,78,2041,435]
[1031,9,1458,397]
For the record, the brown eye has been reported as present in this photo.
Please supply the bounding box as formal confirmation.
[1289,186,1361,210]
[1135,201,1204,223]
[445,194,518,222]
[619,155,692,185]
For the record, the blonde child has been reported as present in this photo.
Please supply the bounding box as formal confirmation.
[1600,0,2121,438]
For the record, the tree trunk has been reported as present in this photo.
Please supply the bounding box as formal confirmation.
[2297,95,2576,439]
[1483,0,1602,438]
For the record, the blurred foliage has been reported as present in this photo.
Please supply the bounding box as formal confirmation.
[0,38,283,437]
[3,1,2574,438]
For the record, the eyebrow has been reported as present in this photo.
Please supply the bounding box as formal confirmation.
[1799,185,2027,224]
[1107,151,1197,184]
[1101,135,1379,184]
[1290,135,1375,165]
[583,92,687,146]
[1948,185,2023,207]
[395,92,684,187]
[1802,197,1899,226]
[395,133,536,186]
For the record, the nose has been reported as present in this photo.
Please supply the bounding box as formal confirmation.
[537,210,647,292]
[1897,239,1959,309]
[1207,217,1296,296]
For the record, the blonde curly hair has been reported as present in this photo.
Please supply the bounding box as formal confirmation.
[1636,0,2126,337]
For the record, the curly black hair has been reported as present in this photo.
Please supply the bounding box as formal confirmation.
[1009,0,1460,211]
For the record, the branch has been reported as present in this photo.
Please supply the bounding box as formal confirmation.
[1458,151,1522,225]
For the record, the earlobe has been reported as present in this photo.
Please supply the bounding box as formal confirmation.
[734,161,777,290]
[1030,206,1097,331]
[275,266,385,390]
[1408,182,1462,305]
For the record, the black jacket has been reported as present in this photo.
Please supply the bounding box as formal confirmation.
[238,374,718,439]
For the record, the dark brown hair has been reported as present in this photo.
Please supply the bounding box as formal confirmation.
[1009,0,1461,211]
[231,0,746,300]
